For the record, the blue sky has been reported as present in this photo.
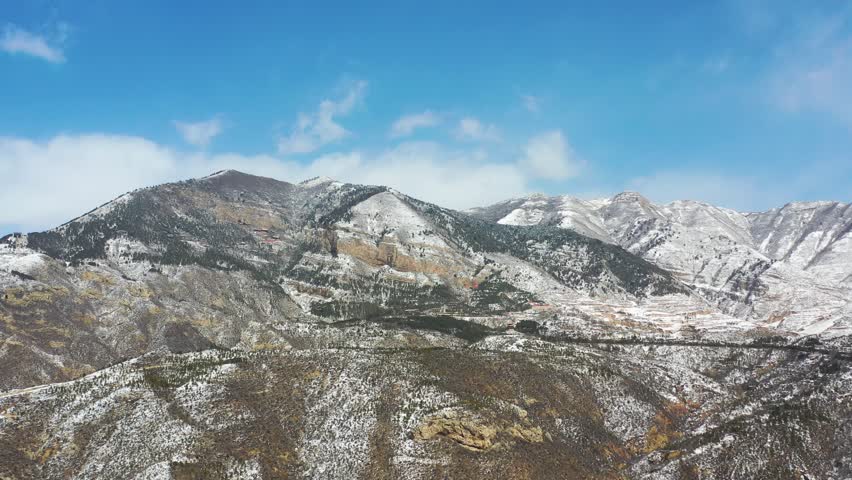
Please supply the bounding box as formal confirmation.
[2,1,851,233]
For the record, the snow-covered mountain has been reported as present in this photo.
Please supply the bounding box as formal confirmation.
[0,171,701,388]
[748,201,852,284]
[470,192,852,337]
[1,171,850,479]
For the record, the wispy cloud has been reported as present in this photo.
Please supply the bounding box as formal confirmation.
[702,55,731,74]
[304,143,526,210]
[389,111,441,138]
[0,23,68,63]
[0,133,297,230]
[173,116,225,148]
[454,117,501,142]
[3,130,844,232]
[763,9,852,126]
[521,94,541,113]
[521,130,582,180]
[278,80,367,155]
[0,127,592,230]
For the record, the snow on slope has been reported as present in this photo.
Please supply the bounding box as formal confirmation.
[471,194,613,242]
[748,201,852,284]
[473,192,852,336]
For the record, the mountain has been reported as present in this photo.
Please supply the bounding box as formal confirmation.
[470,192,852,337]
[1,171,850,479]
[748,201,852,284]
[0,171,703,389]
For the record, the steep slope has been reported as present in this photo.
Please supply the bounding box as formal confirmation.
[470,193,613,242]
[472,192,852,336]
[1,333,849,480]
[748,201,852,285]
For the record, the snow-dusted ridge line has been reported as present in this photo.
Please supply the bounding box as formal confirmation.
[470,189,852,336]
[0,349,244,400]
[0,355,139,400]
[200,169,235,179]
[49,191,135,231]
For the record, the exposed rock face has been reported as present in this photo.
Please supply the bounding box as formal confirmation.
[415,416,500,451]
[0,170,850,479]
[414,411,545,451]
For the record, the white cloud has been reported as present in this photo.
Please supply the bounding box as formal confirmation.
[521,94,541,113]
[303,143,527,209]
[173,116,224,147]
[772,51,852,124]
[0,134,283,230]
[0,128,589,231]
[4,131,843,232]
[278,80,367,154]
[454,117,501,142]
[0,23,67,63]
[389,111,441,138]
[520,130,581,180]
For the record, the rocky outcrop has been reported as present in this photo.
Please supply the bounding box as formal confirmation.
[415,416,499,451]
[414,412,545,451]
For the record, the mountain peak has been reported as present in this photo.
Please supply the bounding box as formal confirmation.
[526,192,550,200]
[201,169,240,179]
[779,200,844,211]
[197,169,293,191]
[610,191,650,204]
[299,176,340,188]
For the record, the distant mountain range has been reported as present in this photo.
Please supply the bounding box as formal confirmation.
[470,190,852,335]
[1,170,849,479]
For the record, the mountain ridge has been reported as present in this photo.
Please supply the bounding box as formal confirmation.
[471,188,852,336]
[2,170,709,389]
[1,170,850,479]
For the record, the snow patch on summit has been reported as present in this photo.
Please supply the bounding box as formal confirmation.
[300,176,340,188]
[0,249,48,276]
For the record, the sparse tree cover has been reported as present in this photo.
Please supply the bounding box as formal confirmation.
[1,171,850,479]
